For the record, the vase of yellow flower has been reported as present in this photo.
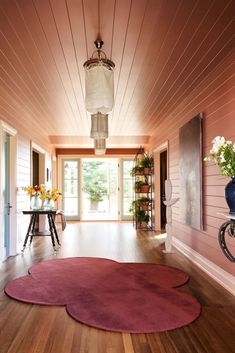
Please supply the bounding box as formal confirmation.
[43,198,54,210]
[24,185,62,210]
[30,195,42,210]
[204,136,235,214]
[23,185,43,210]
[43,187,62,210]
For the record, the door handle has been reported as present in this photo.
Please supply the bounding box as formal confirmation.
[7,202,12,215]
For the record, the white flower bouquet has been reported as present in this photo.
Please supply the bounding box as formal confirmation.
[204,136,235,177]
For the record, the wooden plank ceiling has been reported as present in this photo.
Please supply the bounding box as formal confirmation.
[0,0,234,148]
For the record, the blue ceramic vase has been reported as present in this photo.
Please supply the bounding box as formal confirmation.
[225,177,235,215]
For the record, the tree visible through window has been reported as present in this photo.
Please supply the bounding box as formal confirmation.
[83,160,107,211]
[82,159,118,220]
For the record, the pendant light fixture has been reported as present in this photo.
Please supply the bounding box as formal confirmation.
[90,112,108,139]
[94,138,106,155]
[84,38,115,154]
[84,39,115,115]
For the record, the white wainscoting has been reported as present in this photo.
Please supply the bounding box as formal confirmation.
[173,237,235,296]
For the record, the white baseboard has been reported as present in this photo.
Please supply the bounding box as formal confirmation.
[172,237,235,296]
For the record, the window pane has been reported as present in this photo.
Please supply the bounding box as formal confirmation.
[63,159,79,219]
[64,179,78,197]
[64,161,78,179]
[64,197,78,216]
[82,159,118,220]
[122,160,134,217]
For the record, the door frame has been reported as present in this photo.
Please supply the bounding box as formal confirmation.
[120,158,134,221]
[58,155,135,222]
[153,141,169,231]
[0,120,17,262]
[59,157,81,221]
[31,142,46,231]
[31,142,46,185]
[81,157,119,221]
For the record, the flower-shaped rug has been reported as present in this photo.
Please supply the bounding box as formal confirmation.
[5,257,201,333]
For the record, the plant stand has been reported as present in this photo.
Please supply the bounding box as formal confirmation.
[132,148,154,230]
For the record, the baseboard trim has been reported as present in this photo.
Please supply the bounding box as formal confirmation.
[172,237,235,296]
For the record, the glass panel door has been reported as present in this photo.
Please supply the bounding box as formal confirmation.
[82,159,118,220]
[62,159,80,220]
[121,159,134,220]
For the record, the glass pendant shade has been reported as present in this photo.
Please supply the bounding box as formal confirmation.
[94,138,106,155]
[85,65,114,114]
[90,112,108,139]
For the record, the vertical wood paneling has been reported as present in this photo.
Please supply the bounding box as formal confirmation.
[149,49,235,276]
[0,0,233,146]
[16,135,31,251]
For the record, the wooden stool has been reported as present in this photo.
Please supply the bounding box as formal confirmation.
[54,210,66,231]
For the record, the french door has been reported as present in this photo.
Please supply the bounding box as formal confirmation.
[62,159,80,220]
[121,159,134,220]
[61,158,134,221]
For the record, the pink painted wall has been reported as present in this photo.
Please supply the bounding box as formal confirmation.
[149,49,235,276]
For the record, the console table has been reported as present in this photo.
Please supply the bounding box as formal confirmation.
[218,213,235,262]
[22,210,61,252]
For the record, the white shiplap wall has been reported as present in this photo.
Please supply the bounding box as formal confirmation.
[16,135,31,252]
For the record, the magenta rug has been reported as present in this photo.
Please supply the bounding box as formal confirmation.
[5,257,200,333]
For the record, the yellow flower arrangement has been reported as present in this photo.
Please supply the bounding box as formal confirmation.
[45,187,62,201]
[24,184,44,198]
[24,185,62,201]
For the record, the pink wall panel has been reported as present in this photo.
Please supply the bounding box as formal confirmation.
[149,49,235,276]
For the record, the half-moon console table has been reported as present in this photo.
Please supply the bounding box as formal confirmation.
[218,213,235,262]
[22,210,61,252]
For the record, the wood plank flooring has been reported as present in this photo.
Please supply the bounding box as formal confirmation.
[0,221,235,353]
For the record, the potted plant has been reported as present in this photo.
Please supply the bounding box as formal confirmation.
[135,210,150,228]
[134,180,150,193]
[140,152,153,174]
[137,196,152,211]
[130,165,144,176]
[83,161,107,210]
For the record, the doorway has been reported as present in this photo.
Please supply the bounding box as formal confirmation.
[81,159,119,220]
[160,150,167,230]
[32,151,39,186]
[60,157,134,221]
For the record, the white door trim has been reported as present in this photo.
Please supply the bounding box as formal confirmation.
[0,120,17,262]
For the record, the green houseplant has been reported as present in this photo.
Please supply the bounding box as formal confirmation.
[135,210,150,228]
[83,161,107,210]
[136,196,151,211]
[130,165,144,176]
[129,198,151,228]
[140,152,153,174]
[134,179,150,193]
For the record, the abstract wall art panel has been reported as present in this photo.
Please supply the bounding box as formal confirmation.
[179,114,202,230]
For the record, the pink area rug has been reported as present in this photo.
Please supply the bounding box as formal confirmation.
[5,257,200,333]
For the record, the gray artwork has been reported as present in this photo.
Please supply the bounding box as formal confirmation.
[179,114,202,230]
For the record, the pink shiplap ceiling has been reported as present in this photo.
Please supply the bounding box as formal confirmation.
[0,0,234,148]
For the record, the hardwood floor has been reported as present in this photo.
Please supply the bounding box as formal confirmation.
[0,221,235,353]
